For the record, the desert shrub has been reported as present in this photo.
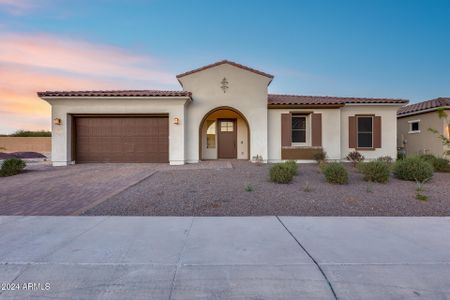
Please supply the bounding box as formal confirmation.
[245,184,254,192]
[0,158,26,177]
[347,151,365,166]
[419,154,436,164]
[419,154,450,172]
[359,161,390,183]
[9,130,51,137]
[393,157,433,182]
[322,162,348,184]
[270,163,294,184]
[313,149,327,163]
[416,193,428,202]
[284,160,298,176]
[432,157,450,172]
[318,161,327,172]
[377,156,393,164]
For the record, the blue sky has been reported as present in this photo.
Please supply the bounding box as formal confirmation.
[1,0,449,132]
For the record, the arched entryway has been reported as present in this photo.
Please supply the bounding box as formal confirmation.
[199,106,250,160]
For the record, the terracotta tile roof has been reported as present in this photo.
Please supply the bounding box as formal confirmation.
[397,97,450,116]
[176,60,274,79]
[37,90,191,98]
[268,94,408,106]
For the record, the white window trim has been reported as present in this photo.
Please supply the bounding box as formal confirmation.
[356,116,374,149]
[408,119,421,134]
[291,114,311,147]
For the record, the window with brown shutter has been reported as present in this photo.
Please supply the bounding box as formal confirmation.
[357,116,373,148]
[373,116,382,148]
[349,115,381,149]
[311,113,322,147]
[349,116,356,148]
[281,113,292,146]
[291,115,306,143]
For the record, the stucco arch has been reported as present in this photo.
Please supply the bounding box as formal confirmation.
[198,106,251,160]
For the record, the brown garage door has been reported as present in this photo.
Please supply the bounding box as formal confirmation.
[75,116,169,163]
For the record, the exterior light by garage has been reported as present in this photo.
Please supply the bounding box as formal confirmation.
[53,118,62,125]
[173,117,180,125]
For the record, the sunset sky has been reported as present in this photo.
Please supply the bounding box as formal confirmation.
[1,0,449,134]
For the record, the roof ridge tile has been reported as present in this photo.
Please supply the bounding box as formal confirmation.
[176,60,274,79]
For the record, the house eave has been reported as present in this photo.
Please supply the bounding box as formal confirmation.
[345,102,407,106]
[397,106,450,118]
[39,96,192,102]
[268,104,345,109]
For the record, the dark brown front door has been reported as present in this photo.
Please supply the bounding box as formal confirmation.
[74,116,169,163]
[218,119,237,159]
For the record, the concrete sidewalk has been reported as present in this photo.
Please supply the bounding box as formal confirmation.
[0,217,449,299]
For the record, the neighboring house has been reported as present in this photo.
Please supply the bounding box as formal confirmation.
[397,98,450,157]
[38,60,407,166]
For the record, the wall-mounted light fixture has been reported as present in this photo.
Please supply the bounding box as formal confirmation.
[53,118,62,125]
[173,117,180,125]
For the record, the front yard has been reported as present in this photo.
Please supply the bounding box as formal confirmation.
[84,161,450,216]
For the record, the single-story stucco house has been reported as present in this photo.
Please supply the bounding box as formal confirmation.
[397,97,450,157]
[38,60,408,166]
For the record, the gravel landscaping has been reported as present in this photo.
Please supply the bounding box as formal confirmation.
[84,161,450,216]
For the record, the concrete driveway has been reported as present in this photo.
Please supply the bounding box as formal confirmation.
[0,216,449,299]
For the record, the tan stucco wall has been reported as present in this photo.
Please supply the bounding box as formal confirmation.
[397,110,448,157]
[0,137,51,153]
[45,97,189,166]
[201,110,249,160]
[179,63,271,163]
[268,108,342,162]
[341,105,400,159]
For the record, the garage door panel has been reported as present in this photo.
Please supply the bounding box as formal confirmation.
[75,116,169,163]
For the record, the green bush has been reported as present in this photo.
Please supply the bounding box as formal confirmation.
[419,154,436,164]
[284,160,298,176]
[0,158,26,177]
[432,157,450,172]
[270,163,294,184]
[393,157,433,182]
[359,161,390,183]
[419,154,450,172]
[9,130,51,137]
[322,162,348,184]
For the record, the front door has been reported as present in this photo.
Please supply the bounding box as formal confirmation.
[218,119,237,159]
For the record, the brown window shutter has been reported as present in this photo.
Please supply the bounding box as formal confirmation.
[281,113,292,147]
[349,116,356,148]
[311,113,322,147]
[373,116,382,148]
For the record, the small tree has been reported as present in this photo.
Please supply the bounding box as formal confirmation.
[428,108,450,156]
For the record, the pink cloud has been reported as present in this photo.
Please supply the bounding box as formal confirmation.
[0,32,179,134]
[0,0,37,15]
[0,33,176,84]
